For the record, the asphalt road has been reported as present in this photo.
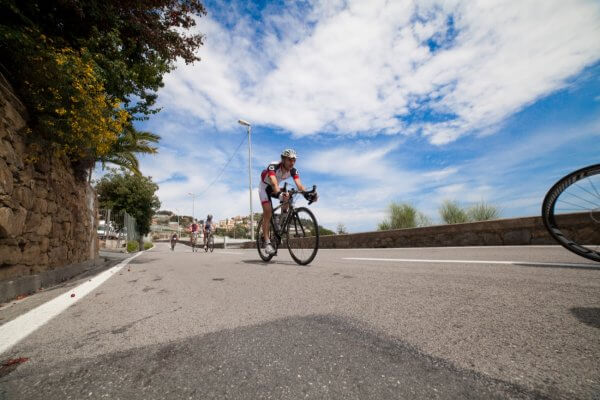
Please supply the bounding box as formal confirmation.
[0,243,598,399]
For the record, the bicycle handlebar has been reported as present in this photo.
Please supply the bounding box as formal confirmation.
[270,184,317,196]
[273,183,317,204]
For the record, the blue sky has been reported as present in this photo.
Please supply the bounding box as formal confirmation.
[98,0,600,232]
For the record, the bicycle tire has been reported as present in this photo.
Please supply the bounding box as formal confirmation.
[542,163,600,262]
[209,236,214,252]
[256,216,276,262]
[286,207,319,265]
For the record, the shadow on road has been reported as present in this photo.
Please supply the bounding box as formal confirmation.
[240,259,305,267]
[0,314,552,399]
[570,307,600,329]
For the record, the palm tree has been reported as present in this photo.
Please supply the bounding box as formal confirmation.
[90,128,160,181]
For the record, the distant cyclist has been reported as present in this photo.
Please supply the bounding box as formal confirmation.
[203,215,214,250]
[170,233,178,251]
[259,148,318,255]
[190,220,199,245]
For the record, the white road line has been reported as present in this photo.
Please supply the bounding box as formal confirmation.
[0,252,143,355]
[342,257,597,268]
[325,245,566,250]
[218,251,244,255]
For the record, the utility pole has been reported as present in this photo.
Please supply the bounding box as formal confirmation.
[238,119,254,241]
[187,193,196,222]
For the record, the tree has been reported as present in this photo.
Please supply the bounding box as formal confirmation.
[96,169,161,248]
[1,0,206,116]
[319,225,335,236]
[439,200,470,224]
[96,129,161,178]
[378,202,430,230]
[0,0,205,174]
[232,224,249,239]
[337,223,348,234]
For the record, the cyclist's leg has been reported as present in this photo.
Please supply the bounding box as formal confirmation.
[261,201,272,243]
[258,182,273,243]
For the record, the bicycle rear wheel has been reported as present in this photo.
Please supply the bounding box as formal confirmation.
[286,207,319,265]
[542,164,600,262]
[256,217,277,262]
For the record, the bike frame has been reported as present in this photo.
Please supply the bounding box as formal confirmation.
[268,186,313,247]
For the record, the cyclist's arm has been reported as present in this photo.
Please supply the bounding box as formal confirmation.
[269,175,280,195]
[293,177,306,192]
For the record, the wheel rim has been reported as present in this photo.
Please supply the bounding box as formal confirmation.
[543,164,600,262]
[286,208,319,265]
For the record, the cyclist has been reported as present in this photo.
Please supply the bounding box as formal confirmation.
[203,215,214,250]
[189,220,199,246]
[170,233,178,251]
[259,148,318,255]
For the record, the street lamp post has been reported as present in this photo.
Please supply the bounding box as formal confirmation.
[175,208,181,238]
[238,119,254,241]
[187,193,196,222]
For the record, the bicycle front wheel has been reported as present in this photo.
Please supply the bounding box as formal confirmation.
[209,236,214,252]
[542,164,600,262]
[286,207,319,265]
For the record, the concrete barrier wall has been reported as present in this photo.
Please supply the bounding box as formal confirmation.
[242,213,595,249]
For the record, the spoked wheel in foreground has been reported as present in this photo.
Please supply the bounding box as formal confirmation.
[542,164,600,262]
[286,207,319,265]
[208,236,214,252]
[256,217,277,262]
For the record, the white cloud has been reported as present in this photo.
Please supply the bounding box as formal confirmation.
[157,0,600,144]
[422,167,458,181]
[303,142,401,179]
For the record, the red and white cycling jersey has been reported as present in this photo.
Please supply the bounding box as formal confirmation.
[259,161,300,204]
[260,161,299,187]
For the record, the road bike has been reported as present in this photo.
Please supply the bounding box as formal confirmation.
[256,184,319,265]
[170,238,177,251]
[190,232,199,252]
[204,232,214,252]
[542,164,600,262]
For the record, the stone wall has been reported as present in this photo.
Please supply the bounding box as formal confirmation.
[242,213,596,249]
[0,75,98,282]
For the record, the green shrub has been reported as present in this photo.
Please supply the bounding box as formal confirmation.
[439,200,470,224]
[127,241,139,252]
[467,201,501,221]
[143,242,153,250]
[378,202,430,230]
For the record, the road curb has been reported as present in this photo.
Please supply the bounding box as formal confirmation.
[0,257,115,304]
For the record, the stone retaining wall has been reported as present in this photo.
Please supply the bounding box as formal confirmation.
[242,213,594,249]
[0,75,98,283]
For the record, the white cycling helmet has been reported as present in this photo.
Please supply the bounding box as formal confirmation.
[281,148,297,159]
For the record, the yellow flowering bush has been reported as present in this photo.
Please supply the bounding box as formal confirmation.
[22,39,130,160]
[0,28,129,162]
